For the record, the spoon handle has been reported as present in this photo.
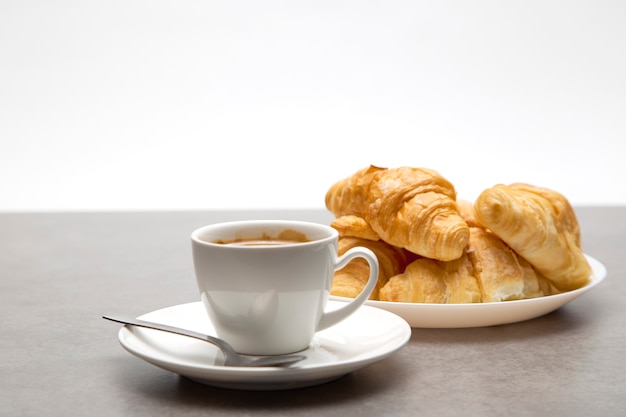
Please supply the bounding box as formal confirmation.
[102,314,239,360]
[103,314,307,367]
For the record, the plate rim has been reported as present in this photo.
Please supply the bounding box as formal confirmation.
[330,254,606,327]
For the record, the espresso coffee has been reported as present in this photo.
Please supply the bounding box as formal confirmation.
[214,228,310,246]
[222,239,303,247]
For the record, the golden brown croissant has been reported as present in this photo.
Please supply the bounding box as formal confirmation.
[474,183,591,291]
[325,165,469,261]
[379,258,449,303]
[467,227,526,302]
[331,236,411,300]
[379,226,551,303]
[440,253,483,303]
[378,253,484,303]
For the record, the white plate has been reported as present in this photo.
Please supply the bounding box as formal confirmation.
[331,255,606,328]
[117,300,411,390]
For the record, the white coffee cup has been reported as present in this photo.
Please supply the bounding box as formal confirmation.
[191,220,379,355]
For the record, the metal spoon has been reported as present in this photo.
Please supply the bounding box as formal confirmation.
[103,315,306,367]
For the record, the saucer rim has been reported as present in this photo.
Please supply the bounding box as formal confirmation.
[116,300,411,390]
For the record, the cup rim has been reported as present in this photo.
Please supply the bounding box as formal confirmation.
[191,219,338,248]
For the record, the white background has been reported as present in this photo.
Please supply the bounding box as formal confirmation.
[1,0,624,211]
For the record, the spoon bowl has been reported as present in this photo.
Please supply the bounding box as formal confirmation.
[103,315,306,367]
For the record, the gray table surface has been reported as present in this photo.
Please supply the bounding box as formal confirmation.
[1,208,624,417]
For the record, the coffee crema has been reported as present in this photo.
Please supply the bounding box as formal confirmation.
[214,228,310,246]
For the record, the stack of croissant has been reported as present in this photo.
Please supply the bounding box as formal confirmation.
[326,165,592,303]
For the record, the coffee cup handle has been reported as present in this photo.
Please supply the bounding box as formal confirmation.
[316,247,379,331]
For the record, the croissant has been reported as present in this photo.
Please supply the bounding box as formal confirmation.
[440,253,483,303]
[379,226,551,303]
[474,183,591,291]
[379,258,449,303]
[331,236,412,300]
[379,253,485,303]
[467,227,526,302]
[325,165,469,261]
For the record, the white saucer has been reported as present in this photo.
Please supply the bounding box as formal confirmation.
[117,300,411,390]
[331,254,607,328]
